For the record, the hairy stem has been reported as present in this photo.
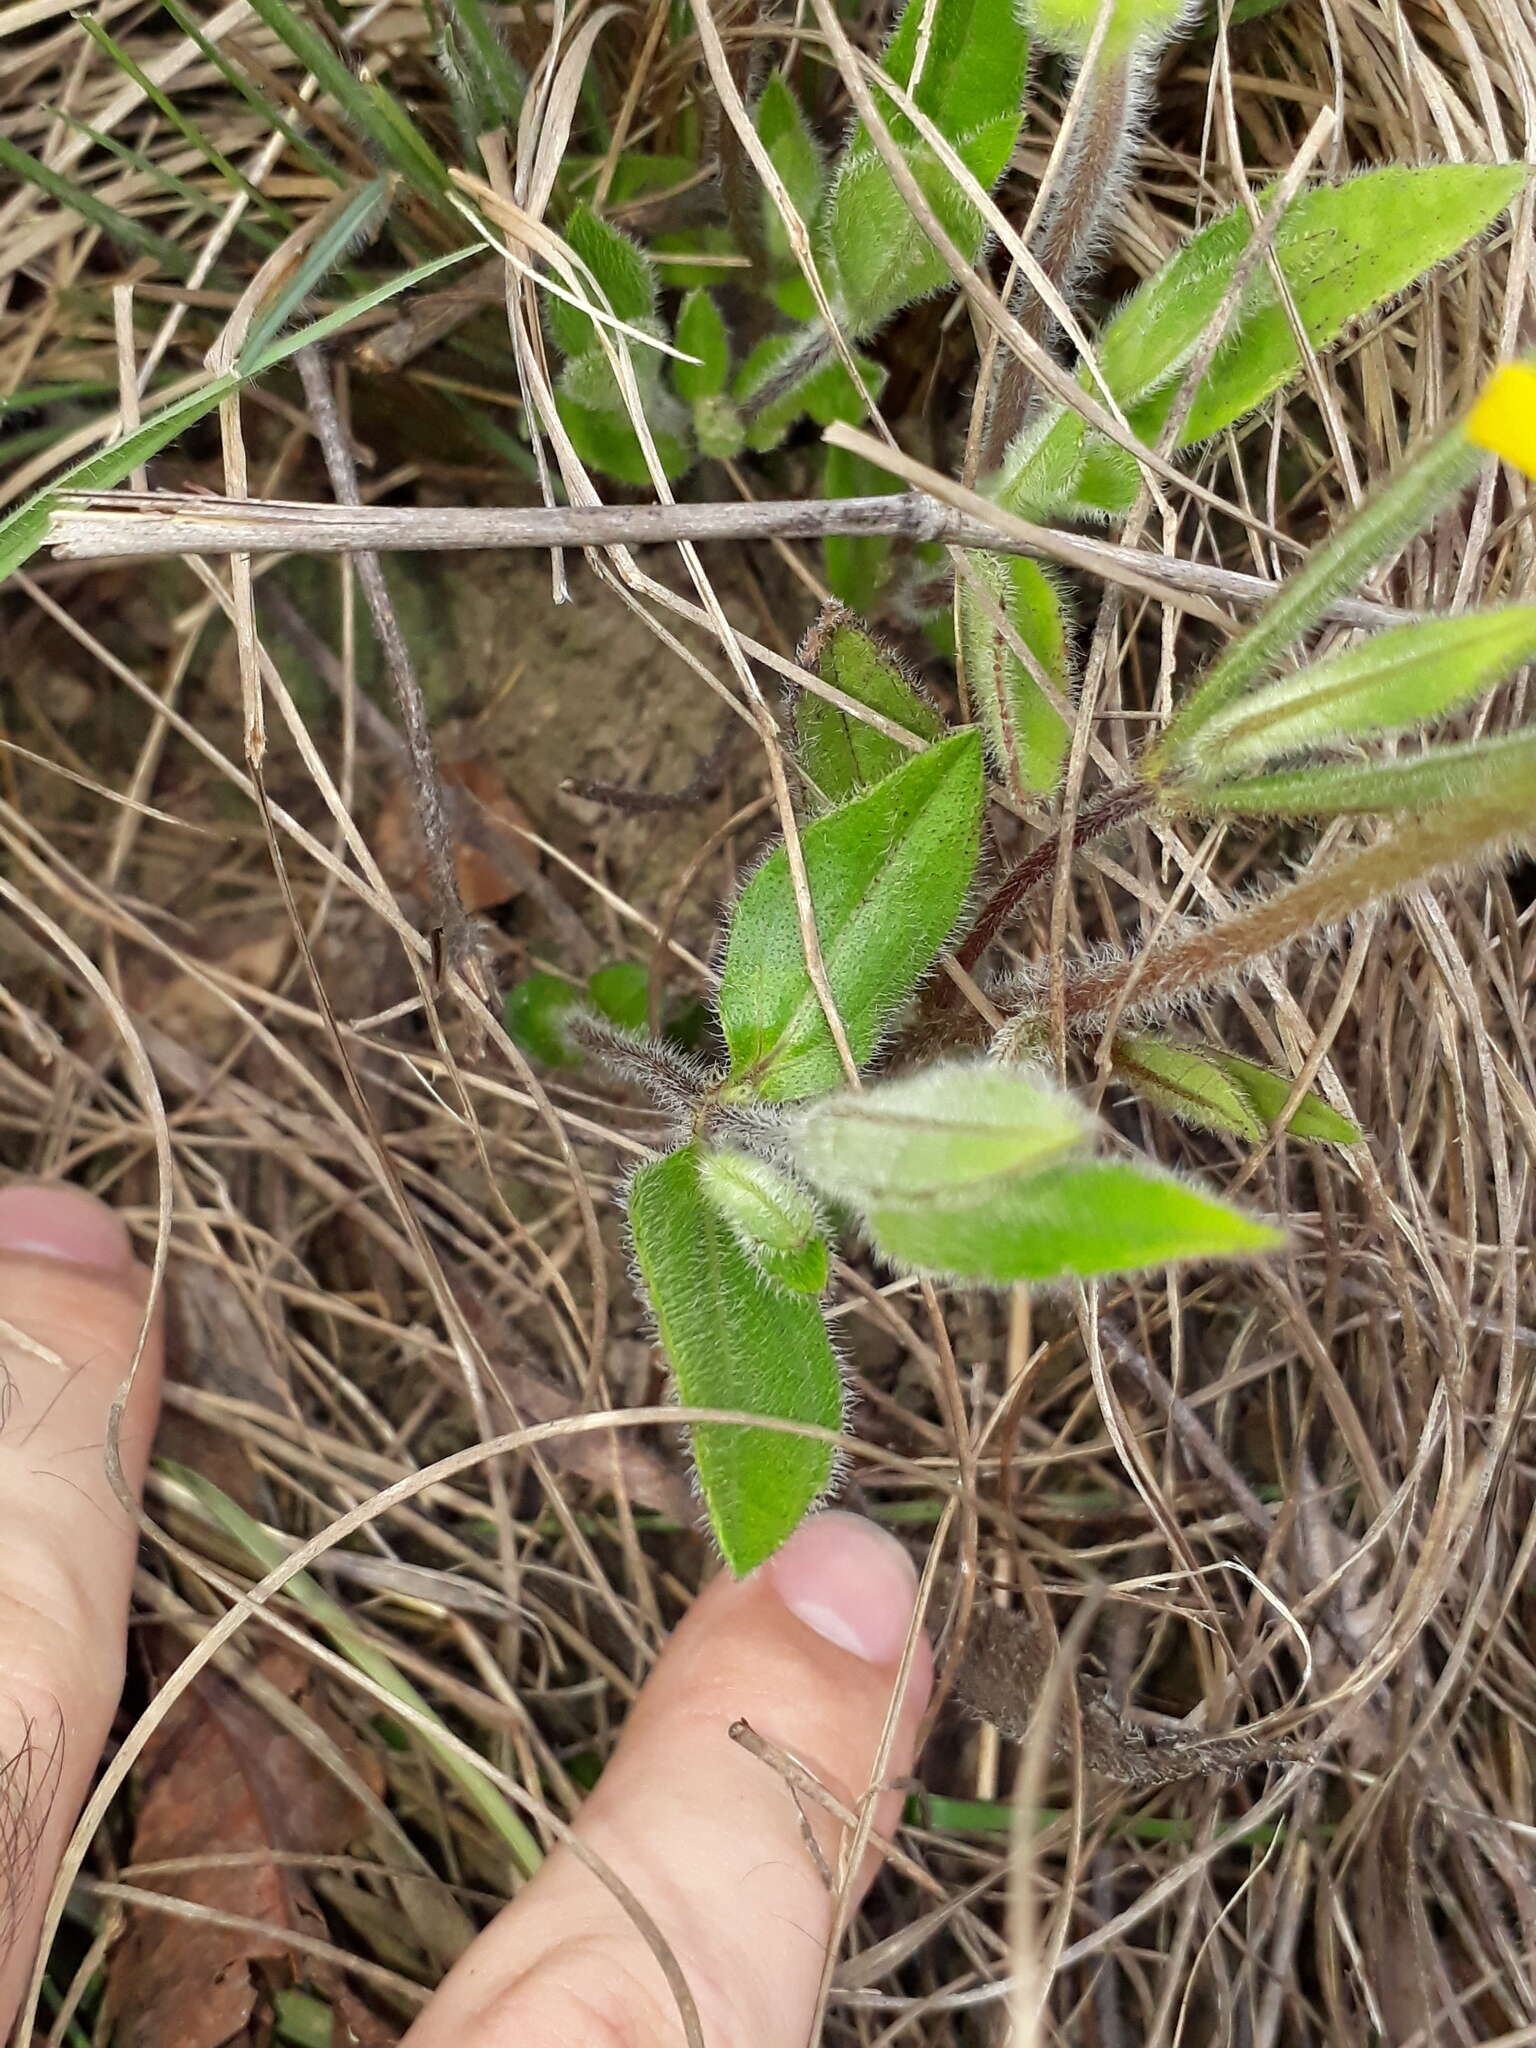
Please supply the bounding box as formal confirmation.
[1011,790,1535,1039]
[957,781,1152,975]
[982,55,1135,468]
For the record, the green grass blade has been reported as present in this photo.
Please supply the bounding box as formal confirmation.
[164,1462,542,1875]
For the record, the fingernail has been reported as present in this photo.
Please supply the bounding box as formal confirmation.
[766,1511,919,1664]
[0,1182,133,1273]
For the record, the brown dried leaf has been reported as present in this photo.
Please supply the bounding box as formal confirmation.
[374,756,531,914]
[105,1649,386,2048]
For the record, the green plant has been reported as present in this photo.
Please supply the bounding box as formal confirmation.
[554,361,1536,1573]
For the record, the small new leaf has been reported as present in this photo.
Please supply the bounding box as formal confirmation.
[956,552,1073,797]
[1188,724,1536,819]
[865,1160,1282,1283]
[789,1062,1091,1205]
[796,607,943,805]
[671,289,730,402]
[698,1150,830,1295]
[1179,606,1536,780]
[756,73,823,263]
[1113,1034,1360,1143]
[545,204,657,359]
[718,731,985,1101]
[628,1147,843,1572]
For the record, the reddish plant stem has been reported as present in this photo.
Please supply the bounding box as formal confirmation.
[955,781,1153,976]
[1041,792,1534,1036]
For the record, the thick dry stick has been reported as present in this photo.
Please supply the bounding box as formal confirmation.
[294,348,477,988]
[48,490,1421,630]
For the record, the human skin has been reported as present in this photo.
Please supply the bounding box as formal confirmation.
[0,1182,931,2046]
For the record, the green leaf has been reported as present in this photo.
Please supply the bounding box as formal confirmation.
[873,0,1031,144]
[628,1146,843,1571]
[698,1150,830,1294]
[1188,723,1536,819]
[587,961,650,1032]
[504,972,581,1066]
[556,349,691,484]
[825,118,1021,333]
[789,1062,1091,1204]
[823,0,1028,328]
[671,289,731,401]
[757,73,824,263]
[864,1160,1282,1282]
[1102,165,1525,441]
[1182,606,1536,779]
[718,731,984,1101]
[820,442,903,608]
[1022,0,1190,57]
[956,552,1073,797]
[1113,1034,1360,1143]
[545,204,658,358]
[736,336,884,451]
[1154,411,1488,758]
[796,608,944,806]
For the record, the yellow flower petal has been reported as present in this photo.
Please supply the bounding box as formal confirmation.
[1466,362,1536,479]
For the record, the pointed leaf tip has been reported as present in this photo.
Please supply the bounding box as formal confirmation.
[629,1147,843,1572]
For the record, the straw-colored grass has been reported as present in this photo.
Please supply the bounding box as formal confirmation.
[2,0,1533,2039]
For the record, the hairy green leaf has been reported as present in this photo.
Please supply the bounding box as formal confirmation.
[556,349,690,483]
[1022,0,1191,58]
[796,609,943,805]
[1182,606,1536,779]
[1189,723,1536,818]
[1104,165,1525,440]
[698,1150,830,1294]
[1155,413,1488,756]
[718,731,985,1101]
[629,1147,843,1571]
[672,289,731,402]
[1113,1034,1360,1143]
[546,204,658,359]
[874,0,1032,144]
[1003,166,1523,518]
[821,442,903,608]
[587,961,650,1032]
[757,72,824,263]
[504,972,581,1066]
[957,553,1073,796]
[826,119,1020,332]
[790,1062,1091,1204]
[865,1160,1282,1282]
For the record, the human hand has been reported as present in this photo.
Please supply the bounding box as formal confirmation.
[0,1183,932,2045]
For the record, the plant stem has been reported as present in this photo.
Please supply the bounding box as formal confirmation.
[957,781,1152,974]
[1018,788,1536,1038]
[982,54,1134,468]
[296,347,481,994]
